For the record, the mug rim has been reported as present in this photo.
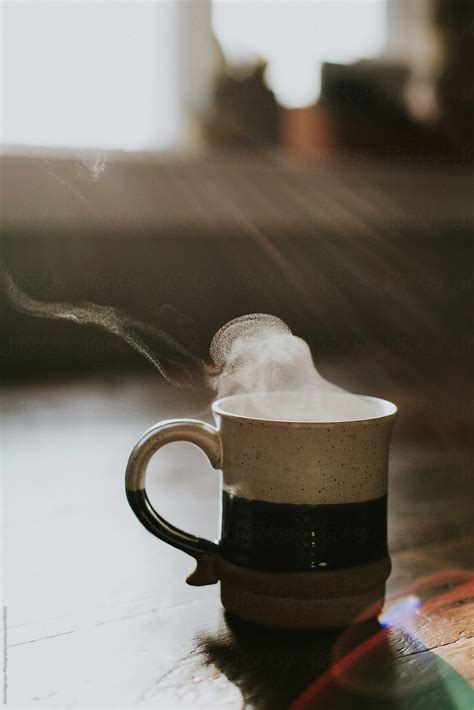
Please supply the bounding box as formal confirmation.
[212,390,397,426]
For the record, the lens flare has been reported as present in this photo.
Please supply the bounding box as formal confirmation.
[378,594,421,627]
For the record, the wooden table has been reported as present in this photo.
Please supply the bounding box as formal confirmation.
[2,369,473,708]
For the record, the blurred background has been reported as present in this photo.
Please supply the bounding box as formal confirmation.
[1,0,473,406]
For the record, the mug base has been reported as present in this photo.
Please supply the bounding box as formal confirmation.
[218,557,390,629]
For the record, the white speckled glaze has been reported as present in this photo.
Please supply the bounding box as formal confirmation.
[213,391,397,505]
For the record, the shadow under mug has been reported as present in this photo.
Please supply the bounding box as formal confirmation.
[125,391,397,628]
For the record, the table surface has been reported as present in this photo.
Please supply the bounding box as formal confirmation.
[2,368,473,709]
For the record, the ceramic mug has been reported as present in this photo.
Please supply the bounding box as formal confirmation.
[125,391,397,628]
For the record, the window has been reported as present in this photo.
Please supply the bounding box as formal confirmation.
[1,1,178,150]
[212,0,387,108]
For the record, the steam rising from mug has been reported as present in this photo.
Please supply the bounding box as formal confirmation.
[210,313,341,398]
[0,265,201,386]
[2,266,341,397]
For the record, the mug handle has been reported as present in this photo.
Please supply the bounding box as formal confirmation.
[125,419,223,586]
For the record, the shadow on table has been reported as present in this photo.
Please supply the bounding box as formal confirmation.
[197,613,472,710]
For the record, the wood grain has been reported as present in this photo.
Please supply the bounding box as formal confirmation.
[2,372,472,708]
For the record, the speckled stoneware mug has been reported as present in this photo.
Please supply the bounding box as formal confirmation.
[125,391,397,628]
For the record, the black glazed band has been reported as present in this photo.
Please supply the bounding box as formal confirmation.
[126,488,218,557]
[220,492,388,572]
